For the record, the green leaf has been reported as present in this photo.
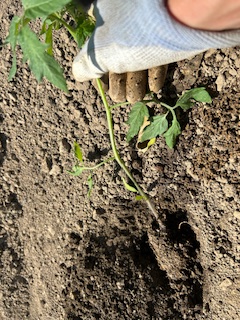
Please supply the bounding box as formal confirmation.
[176,87,212,110]
[5,16,21,80]
[163,119,181,148]
[191,88,212,103]
[8,54,17,81]
[87,173,93,197]
[74,142,83,162]
[141,114,168,141]
[22,0,72,19]
[44,24,53,56]
[18,25,68,92]
[126,102,149,142]
[135,195,144,201]
[74,18,95,48]
[5,16,21,49]
[121,177,138,193]
[137,137,156,153]
[40,20,47,35]
[67,165,85,176]
[146,138,156,149]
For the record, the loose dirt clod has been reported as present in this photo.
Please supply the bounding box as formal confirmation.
[148,65,168,93]
[148,231,185,280]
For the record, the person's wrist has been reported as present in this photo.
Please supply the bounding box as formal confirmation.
[166,0,217,30]
[166,0,240,31]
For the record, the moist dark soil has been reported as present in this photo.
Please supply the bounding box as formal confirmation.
[0,2,240,320]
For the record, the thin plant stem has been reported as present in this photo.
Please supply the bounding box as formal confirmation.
[80,157,115,171]
[96,78,165,228]
[48,14,76,35]
[110,101,131,110]
[160,102,177,120]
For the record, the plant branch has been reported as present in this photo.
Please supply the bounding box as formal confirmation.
[96,79,165,228]
[110,101,131,109]
[161,102,177,120]
[79,157,115,171]
[48,13,76,34]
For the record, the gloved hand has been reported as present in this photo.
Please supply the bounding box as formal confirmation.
[93,65,168,103]
[72,0,240,85]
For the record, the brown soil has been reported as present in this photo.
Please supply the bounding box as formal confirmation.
[0,2,240,320]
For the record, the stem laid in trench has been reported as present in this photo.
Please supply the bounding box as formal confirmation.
[96,78,165,228]
[79,157,115,172]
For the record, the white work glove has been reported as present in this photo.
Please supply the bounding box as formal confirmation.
[72,0,240,82]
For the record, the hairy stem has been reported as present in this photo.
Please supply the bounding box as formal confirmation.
[96,79,165,228]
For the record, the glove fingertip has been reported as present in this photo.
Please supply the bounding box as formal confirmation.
[72,55,107,82]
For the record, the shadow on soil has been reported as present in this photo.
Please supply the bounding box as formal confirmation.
[61,204,203,319]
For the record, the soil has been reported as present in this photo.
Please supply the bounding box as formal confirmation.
[0,2,240,320]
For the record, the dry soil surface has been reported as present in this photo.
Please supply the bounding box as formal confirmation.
[0,1,240,320]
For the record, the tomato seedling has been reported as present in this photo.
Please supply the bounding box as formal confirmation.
[68,142,114,198]
[126,87,212,148]
[4,0,94,91]
[4,0,212,224]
